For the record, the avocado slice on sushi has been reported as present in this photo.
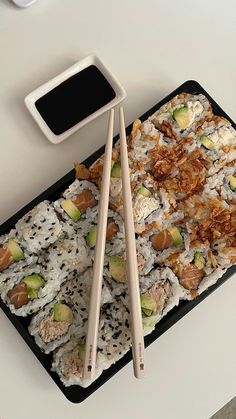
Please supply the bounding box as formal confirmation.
[61,199,81,222]
[53,303,74,323]
[229,175,236,191]
[23,274,45,299]
[77,343,86,361]
[27,288,38,299]
[86,225,97,248]
[23,274,45,290]
[172,106,190,130]
[168,226,183,247]
[141,307,153,317]
[109,256,126,282]
[137,185,152,197]
[194,252,205,270]
[200,135,214,149]
[140,294,156,316]
[111,162,121,178]
[7,240,24,262]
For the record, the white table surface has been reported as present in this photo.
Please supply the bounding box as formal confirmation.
[0,1,236,418]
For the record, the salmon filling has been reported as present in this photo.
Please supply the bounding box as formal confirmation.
[8,283,30,308]
[179,265,204,290]
[0,246,13,272]
[150,230,173,251]
[106,218,119,241]
[73,189,97,213]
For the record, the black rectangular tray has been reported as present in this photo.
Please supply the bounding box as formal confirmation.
[1,80,235,403]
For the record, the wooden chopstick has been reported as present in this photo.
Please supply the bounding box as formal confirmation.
[83,109,114,380]
[119,106,145,378]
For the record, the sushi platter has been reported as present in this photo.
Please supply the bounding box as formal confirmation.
[0,80,235,403]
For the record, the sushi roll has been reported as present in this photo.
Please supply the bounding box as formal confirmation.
[196,123,236,175]
[29,298,78,354]
[0,230,37,281]
[135,235,156,275]
[139,267,183,334]
[128,119,163,170]
[96,299,131,365]
[40,233,92,284]
[15,201,63,254]
[54,180,99,224]
[59,268,114,310]
[204,165,236,203]
[150,93,213,141]
[0,264,61,316]
[160,247,228,300]
[52,337,105,387]
[82,208,124,256]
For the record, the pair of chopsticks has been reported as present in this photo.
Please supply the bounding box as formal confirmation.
[83,107,145,381]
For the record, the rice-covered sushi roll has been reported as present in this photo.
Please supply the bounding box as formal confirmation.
[59,267,114,310]
[135,235,156,275]
[52,337,105,387]
[204,165,236,203]
[132,185,160,226]
[159,247,228,299]
[139,267,183,334]
[127,119,163,170]
[179,195,235,250]
[149,141,210,201]
[87,141,120,187]
[195,124,236,175]
[82,209,124,257]
[54,180,99,225]
[96,299,131,365]
[147,224,185,254]
[103,236,156,300]
[52,299,131,387]
[40,233,92,284]
[109,169,162,233]
[150,93,213,140]
[29,298,77,354]
[15,201,63,254]
[0,265,61,316]
[0,231,37,281]
[216,247,236,268]
[103,245,154,303]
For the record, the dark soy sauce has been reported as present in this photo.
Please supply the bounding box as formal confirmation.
[35,65,116,136]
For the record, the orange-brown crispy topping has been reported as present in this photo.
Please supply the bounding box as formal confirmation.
[74,163,91,180]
